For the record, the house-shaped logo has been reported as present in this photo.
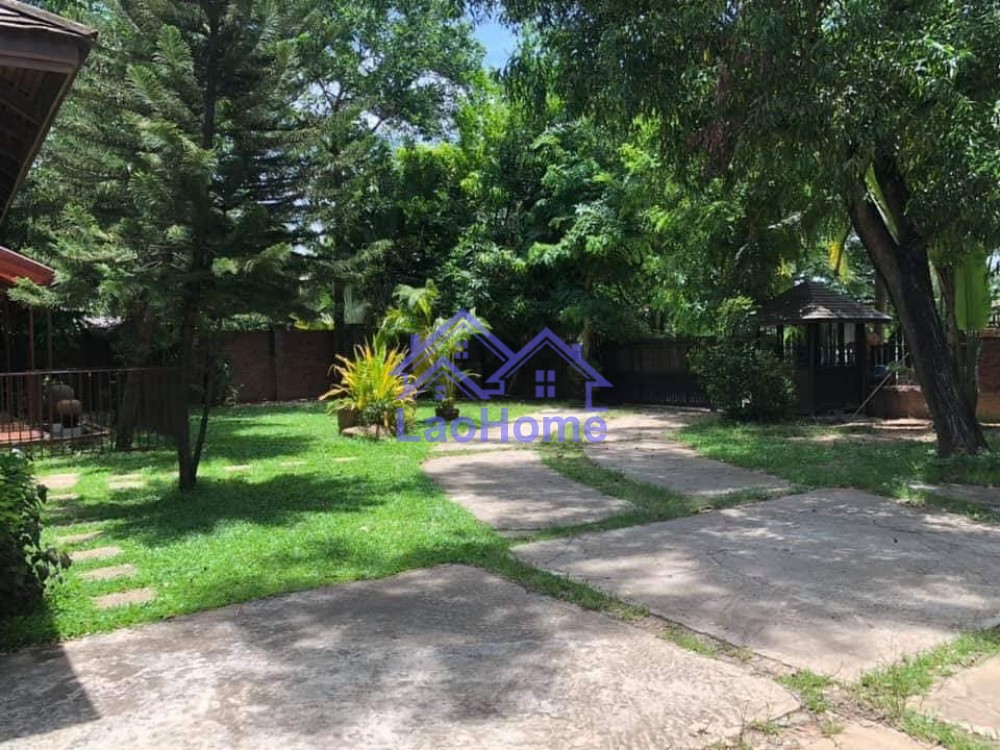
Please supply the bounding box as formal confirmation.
[397,309,514,401]
[396,310,610,410]
[486,328,610,411]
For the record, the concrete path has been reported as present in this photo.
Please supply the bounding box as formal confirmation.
[801,722,931,749]
[516,489,1000,677]
[585,438,790,497]
[0,565,797,749]
[423,451,630,532]
[916,656,1000,740]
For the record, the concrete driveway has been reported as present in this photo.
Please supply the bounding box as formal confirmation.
[516,489,1000,677]
[0,566,796,749]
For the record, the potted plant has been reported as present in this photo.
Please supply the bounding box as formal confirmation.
[435,397,460,421]
[319,341,414,434]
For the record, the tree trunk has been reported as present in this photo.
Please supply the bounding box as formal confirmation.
[849,195,987,456]
[176,306,198,491]
[936,265,981,413]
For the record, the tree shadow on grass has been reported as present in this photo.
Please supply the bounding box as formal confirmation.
[70,472,424,547]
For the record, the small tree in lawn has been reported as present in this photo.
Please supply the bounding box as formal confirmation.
[27,0,312,489]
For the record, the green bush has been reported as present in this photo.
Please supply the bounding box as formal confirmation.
[0,451,69,615]
[689,340,796,422]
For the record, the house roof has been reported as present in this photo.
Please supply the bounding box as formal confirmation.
[0,244,53,286]
[0,0,97,223]
[757,281,892,325]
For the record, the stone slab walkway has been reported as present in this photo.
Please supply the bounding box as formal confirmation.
[0,565,797,749]
[515,489,1000,677]
[585,438,790,497]
[423,451,630,532]
[915,656,1000,740]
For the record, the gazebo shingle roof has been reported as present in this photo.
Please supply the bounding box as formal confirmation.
[757,280,892,325]
[0,0,97,222]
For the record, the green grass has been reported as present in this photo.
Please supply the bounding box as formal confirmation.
[854,630,1000,750]
[777,670,835,714]
[0,401,631,651]
[678,418,1000,506]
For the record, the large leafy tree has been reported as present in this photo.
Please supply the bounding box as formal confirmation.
[18,0,313,488]
[297,0,483,324]
[498,0,1000,455]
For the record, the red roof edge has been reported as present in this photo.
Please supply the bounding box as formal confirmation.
[0,245,54,286]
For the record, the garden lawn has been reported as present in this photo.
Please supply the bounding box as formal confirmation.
[0,402,543,651]
[678,418,1000,516]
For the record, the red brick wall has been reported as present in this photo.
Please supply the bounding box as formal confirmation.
[216,330,347,403]
[872,387,1000,422]
[872,333,1000,421]
[217,331,276,401]
[978,333,1000,392]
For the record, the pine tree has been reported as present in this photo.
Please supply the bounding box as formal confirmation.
[30,0,313,489]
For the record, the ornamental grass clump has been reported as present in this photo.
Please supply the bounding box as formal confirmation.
[320,340,415,432]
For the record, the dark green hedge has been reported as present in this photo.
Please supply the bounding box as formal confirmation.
[1,451,69,616]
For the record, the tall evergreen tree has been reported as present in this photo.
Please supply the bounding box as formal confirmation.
[23,0,313,489]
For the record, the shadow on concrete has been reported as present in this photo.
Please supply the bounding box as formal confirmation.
[0,608,100,742]
[516,488,1000,677]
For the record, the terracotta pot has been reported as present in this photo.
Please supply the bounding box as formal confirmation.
[337,407,358,432]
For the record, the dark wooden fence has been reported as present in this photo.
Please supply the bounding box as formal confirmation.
[597,339,709,407]
[215,327,371,402]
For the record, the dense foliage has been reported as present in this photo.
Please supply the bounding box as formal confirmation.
[7,0,1000,465]
[0,452,68,616]
[493,0,1000,454]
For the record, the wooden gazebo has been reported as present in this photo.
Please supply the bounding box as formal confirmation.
[758,281,892,414]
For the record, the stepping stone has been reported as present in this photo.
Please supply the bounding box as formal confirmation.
[585,438,790,496]
[70,546,122,564]
[56,531,103,546]
[92,588,156,610]
[80,564,137,582]
[516,489,1000,677]
[802,722,930,749]
[0,565,797,748]
[224,464,251,473]
[40,473,79,490]
[423,451,631,532]
[49,493,79,503]
[915,656,1000,739]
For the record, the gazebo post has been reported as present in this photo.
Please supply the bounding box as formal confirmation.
[856,322,868,409]
[805,322,818,416]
